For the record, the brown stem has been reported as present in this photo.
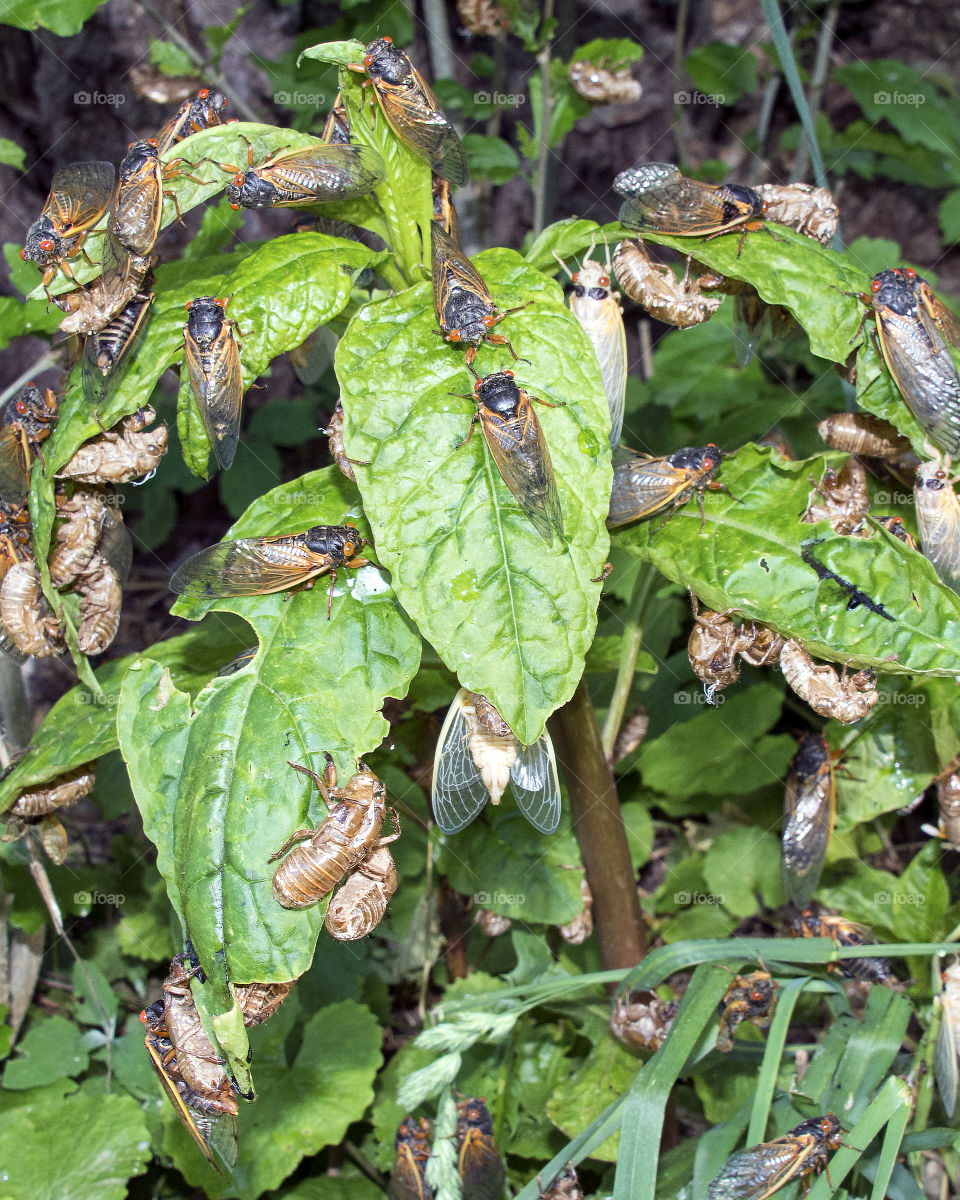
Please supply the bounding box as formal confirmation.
[437,877,472,981]
[550,680,645,973]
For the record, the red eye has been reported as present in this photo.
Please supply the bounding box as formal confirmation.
[599,275,609,286]
[363,54,373,67]
[15,401,27,414]
[215,297,227,307]
[571,272,580,283]
[871,279,881,292]
[449,330,461,342]
[18,249,26,260]
[750,990,764,1002]
[384,35,393,43]
[482,315,495,328]
[234,172,245,185]
[147,137,158,147]
[503,370,514,378]
[185,301,193,310]
[40,239,55,251]
[905,267,916,279]
[199,88,210,98]
[138,1009,148,1024]
[936,470,948,481]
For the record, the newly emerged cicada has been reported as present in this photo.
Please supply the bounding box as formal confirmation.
[349,37,468,188]
[432,687,561,835]
[935,958,960,1117]
[716,971,778,1053]
[791,908,898,985]
[453,366,565,543]
[57,406,167,486]
[81,279,155,407]
[706,1114,843,1200]
[607,444,725,529]
[169,523,370,618]
[155,87,230,155]
[779,640,878,724]
[914,460,960,589]
[432,222,526,365]
[614,161,769,252]
[781,733,834,909]
[556,242,626,448]
[802,458,870,536]
[456,1098,505,1200]
[270,758,400,909]
[389,1115,434,1200]
[211,136,384,209]
[0,383,59,504]
[755,182,839,245]
[324,844,399,940]
[183,295,245,470]
[20,161,116,292]
[612,240,723,329]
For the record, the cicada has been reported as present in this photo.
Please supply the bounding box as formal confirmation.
[474,908,512,937]
[791,908,897,985]
[612,240,722,329]
[233,979,294,1027]
[456,1098,505,1200]
[325,844,399,940]
[556,243,626,448]
[937,764,960,847]
[111,138,201,256]
[568,60,641,104]
[607,444,725,529]
[0,498,33,573]
[914,460,960,589]
[0,560,64,657]
[935,958,960,1117]
[57,406,167,485]
[779,640,877,725]
[609,992,677,1051]
[716,971,778,1053]
[817,411,914,460]
[169,523,370,618]
[432,687,562,835]
[454,367,564,542]
[322,92,351,145]
[433,176,462,242]
[183,295,245,470]
[349,37,468,188]
[432,223,526,365]
[211,136,383,209]
[875,514,918,550]
[558,879,594,945]
[55,231,151,336]
[270,758,400,909]
[755,182,839,245]
[6,762,96,819]
[614,162,768,252]
[20,161,116,291]
[81,280,155,407]
[802,458,869,536]
[781,733,834,909]
[687,597,784,702]
[160,955,238,1108]
[706,1114,843,1200]
[48,485,108,588]
[155,87,230,155]
[389,1115,434,1200]
[857,267,960,456]
[0,383,59,504]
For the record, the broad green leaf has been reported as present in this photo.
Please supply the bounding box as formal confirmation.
[684,43,757,104]
[149,37,195,76]
[547,1036,638,1162]
[167,468,421,981]
[297,39,365,68]
[570,37,644,67]
[71,960,118,1027]
[0,0,107,34]
[702,828,784,918]
[0,1090,150,1200]
[614,445,960,676]
[0,295,62,349]
[525,218,606,272]
[0,614,250,814]
[2,1015,89,1089]
[338,251,611,743]
[464,133,520,184]
[436,809,584,922]
[835,61,957,156]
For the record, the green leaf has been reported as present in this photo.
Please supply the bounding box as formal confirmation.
[0,614,250,813]
[524,218,605,272]
[547,1036,639,1162]
[684,43,758,104]
[835,61,958,156]
[614,445,960,676]
[0,295,62,349]
[0,0,108,34]
[436,809,584,922]
[0,1090,150,1200]
[702,828,785,917]
[71,960,118,1027]
[464,133,520,184]
[569,38,644,67]
[0,138,25,170]
[163,468,420,981]
[297,39,366,68]
[338,251,611,743]
[940,189,960,243]
[2,1016,89,1089]
[149,38,195,76]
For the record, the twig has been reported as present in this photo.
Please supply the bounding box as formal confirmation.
[342,1139,386,1188]
[532,0,556,237]
[550,680,646,972]
[747,74,782,183]
[0,347,66,408]
[671,0,691,164]
[601,563,657,760]
[793,0,840,181]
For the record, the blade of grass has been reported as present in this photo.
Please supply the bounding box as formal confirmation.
[870,1095,911,1200]
[747,975,811,1145]
[805,1076,912,1200]
[513,1092,628,1200]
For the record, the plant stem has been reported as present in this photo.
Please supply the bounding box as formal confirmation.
[532,0,556,237]
[550,680,646,972]
[793,0,840,181]
[601,563,657,760]
[671,0,691,163]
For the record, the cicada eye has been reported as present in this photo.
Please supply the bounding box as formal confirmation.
[871,279,882,293]
[363,54,374,67]
[39,239,55,251]
[571,272,580,283]
[199,88,210,98]
[449,329,462,342]
[15,401,27,414]
[750,990,765,1002]
[147,137,158,147]
[599,275,610,286]
[233,172,245,185]
[138,1009,149,1024]
[384,35,393,43]
[905,267,916,279]
[503,370,514,378]
[185,301,193,310]
[343,540,356,556]
[820,1119,833,1133]
[18,249,26,260]
[482,315,496,328]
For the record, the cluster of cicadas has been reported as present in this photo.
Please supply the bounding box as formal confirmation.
[389,1098,505,1200]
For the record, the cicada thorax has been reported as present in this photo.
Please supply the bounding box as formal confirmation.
[324,843,399,940]
[755,182,839,244]
[914,460,960,588]
[779,640,877,724]
[715,971,778,1053]
[155,87,230,155]
[389,1115,434,1200]
[161,954,238,1112]
[20,161,117,289]
[57,405,168,486]
[612,239,723,329]
[802,458,870,536]
[352,36,468,188]
[609,992,678,1051]
[6,762,97,820]
[791,907,897,985]
[607,443,724,529]
[706,1114,843,1200]
[0,560,65,657]
[183,294,244,470]
[271,760,392,908]
[456,1098,505,1200]
[233,979,295,1027]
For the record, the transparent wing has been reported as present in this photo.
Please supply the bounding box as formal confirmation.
[877,309,960,455]
[935,997,959,1119]
[482,402,564,543]
[510,732,561,834]
[431,689,489,833]
[169,534,329,597]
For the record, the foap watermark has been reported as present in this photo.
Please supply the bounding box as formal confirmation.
[674,90,725,107]
[874,890,924,906]
[274,91,326,109]
[674,689,726,706]
[74,91,125,108]
[876,691,925,706]
[77,689,120,707]
[674,890,723,906]
[474,91,525,107]
[75,890,125,908]
[872,492,913,505]
[874,90,925,107]
[475,890,524,906]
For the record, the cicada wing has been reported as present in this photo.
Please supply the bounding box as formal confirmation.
[482,403,564,543]
[113,166,162,256]
[574,297,627,449]
[917,281,960,351]
[608,449,687,527]
[781,767,834,909]
[510,733,561,834]
[877,309,960,455]
[377,68,468,187]
[431,222,492,319]
[617,169,731,235]
[46,161,116,233]
[272,143,385,201]
[185,333,244,470]
[732,291,770,368]
[936,995,959,1119]
[707,1138,812,1200]
[169,535,330,597]
[388,1144,434,1200]
[458,1129,506,1200]
[0,426,31,505]
[431,689,490,833]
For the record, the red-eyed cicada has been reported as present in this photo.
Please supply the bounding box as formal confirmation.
[21,161,116,292]
[182,295,245,470]
[81,279,154,407]
[706,1114,843,1200]
[456,1098,506,1200]
[0,383,59,504]
[781,733,834,908]
[155,87,230,155]
[432,223,525,365]
[716,971,778,1053]
[389,1115,434,1200]
[607,444,725,529]
[211,136,384,209]
[791,908,898,985]
[914,459,960,589]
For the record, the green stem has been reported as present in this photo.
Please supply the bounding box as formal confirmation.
[671,0,691,163]
[601,563,657,760]
[759,0,829,188]
[793,0,840,181]
[532,0,556,237]
[550,680,646,972]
